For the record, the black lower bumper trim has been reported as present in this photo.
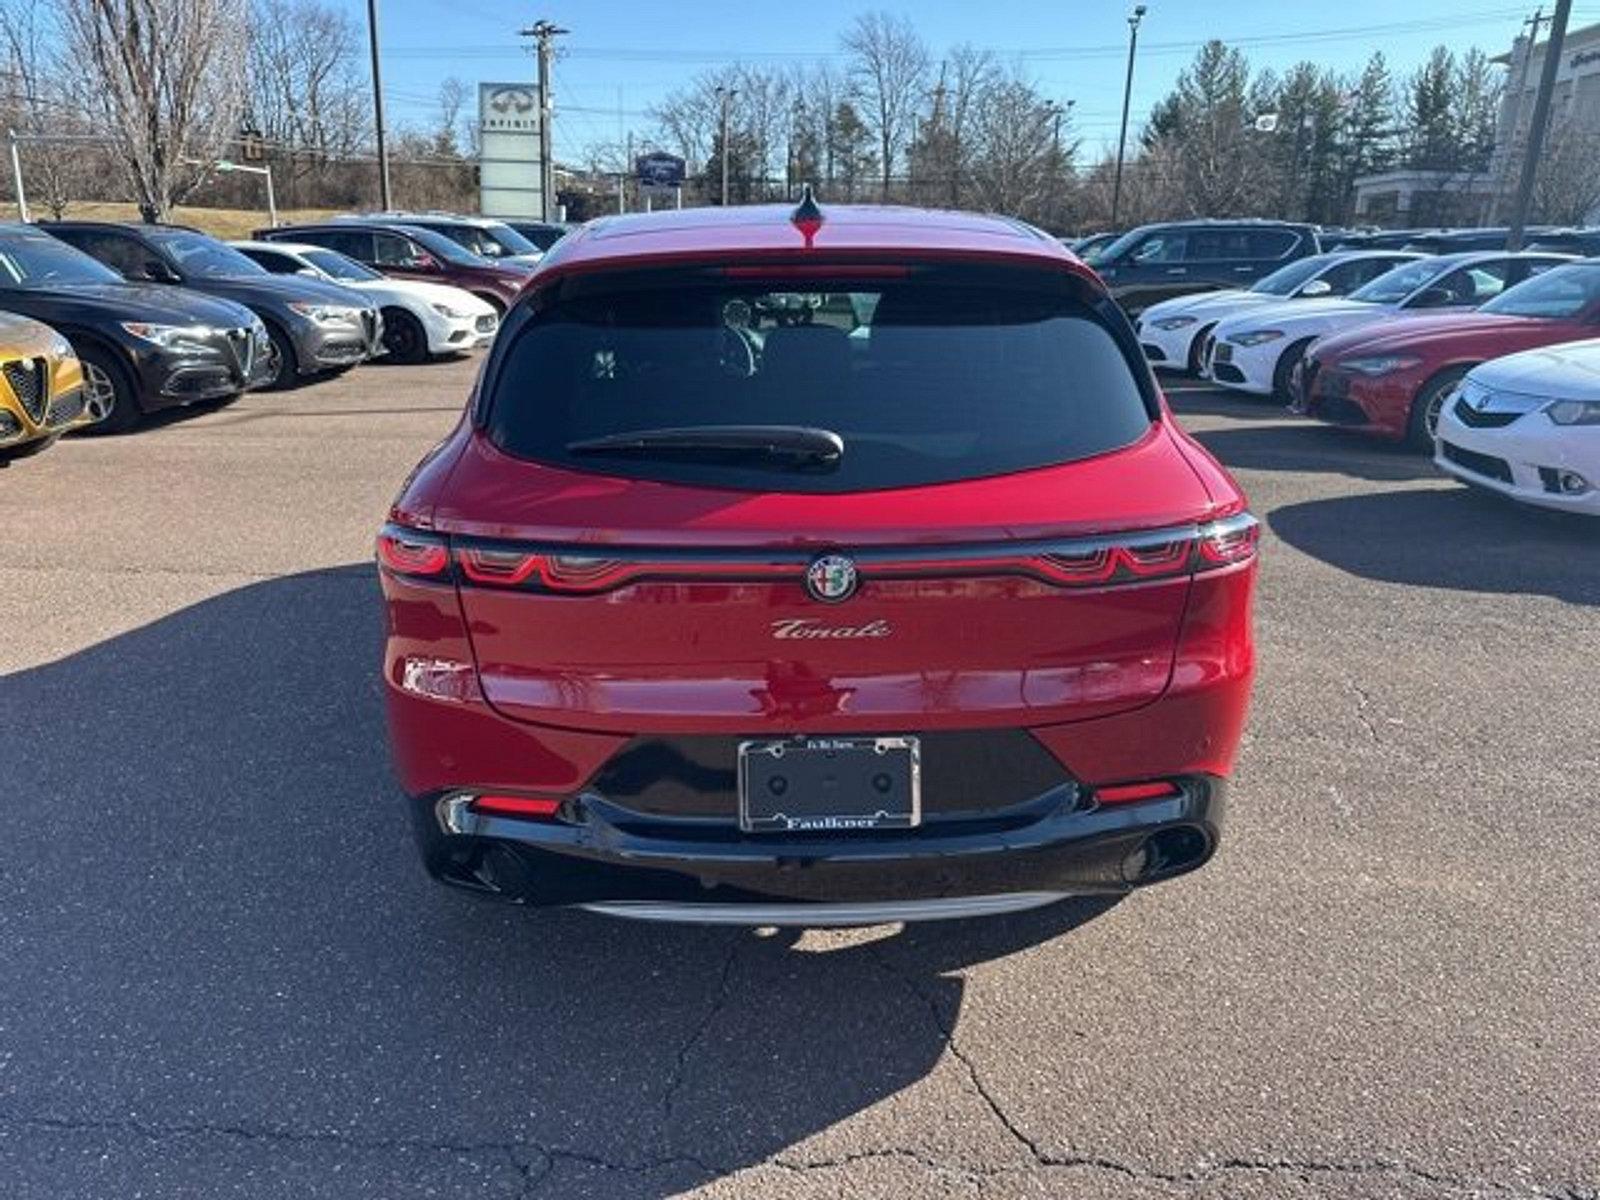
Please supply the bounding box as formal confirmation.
[408,777,1227,908]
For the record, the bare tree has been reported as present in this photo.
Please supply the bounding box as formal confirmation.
[64,0,248,221]
[0,0,101,217]
[247,0,369,203]
[1533,118,1600,225]
[842,11,929,199]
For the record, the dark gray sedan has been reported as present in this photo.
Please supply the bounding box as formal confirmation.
[43,222,384,390]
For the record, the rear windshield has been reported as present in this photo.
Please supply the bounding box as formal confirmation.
[485,266,1153,493]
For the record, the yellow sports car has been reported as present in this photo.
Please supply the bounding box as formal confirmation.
[0,310,91,464]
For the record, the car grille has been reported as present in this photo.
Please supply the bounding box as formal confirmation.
[1212,363,1246,384]
[1212,342,1234,364]
[1440,440,1513,483]
[46,386,86,427]
[0,409,21,441]
[475,314,497,333]
[1312,368,1350,401]
[1140,341,1167,362]
[3,357,48,423]
[1451,396,1522,429]
[224,328,254,378]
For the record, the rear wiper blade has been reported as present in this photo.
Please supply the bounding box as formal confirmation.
[565,424,844,467]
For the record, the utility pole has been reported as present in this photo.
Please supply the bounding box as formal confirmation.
[715,86,736,206]
[1493,7,1550,222]
[366,0,392,210]
[1111,5,1147,229]
[520,19,567,221]
[1507,0,1571,250]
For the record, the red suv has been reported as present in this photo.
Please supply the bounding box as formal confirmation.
[378,199,1259,924]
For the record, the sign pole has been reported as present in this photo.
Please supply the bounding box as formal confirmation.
[8,130,28,223]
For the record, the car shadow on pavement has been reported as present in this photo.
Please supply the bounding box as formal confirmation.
[1188,422,1439,483]
[1270,487,1600,606]
[1162,386,1297,423]
[0,564,1117,1197]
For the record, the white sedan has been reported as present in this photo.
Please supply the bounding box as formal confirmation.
[1434,339,1600,516]
[1136,250,1422,373]
[1207,252,1573,398]
[231,240,498,363]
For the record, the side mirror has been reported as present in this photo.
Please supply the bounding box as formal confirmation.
[1299,278,1333,297]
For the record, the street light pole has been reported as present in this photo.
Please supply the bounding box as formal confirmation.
[1111,4,1147,228]
[365,0,392,210]
[716,86,736,206]
[1507,0,1571,250]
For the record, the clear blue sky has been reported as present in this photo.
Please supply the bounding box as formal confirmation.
[350,0,1600,161]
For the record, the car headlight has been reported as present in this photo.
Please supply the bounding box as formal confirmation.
[1149,315,1198,331]
[1231,329,1284,347]
[1341,355,1422,377]
[431,302,471,320]
[1545,399,1600,426]
[288,302,360,323]
[120,322,222,356]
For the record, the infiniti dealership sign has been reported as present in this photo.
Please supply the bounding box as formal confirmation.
[478,82,543,218]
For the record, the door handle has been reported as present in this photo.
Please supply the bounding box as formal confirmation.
[1167,267,1187,275]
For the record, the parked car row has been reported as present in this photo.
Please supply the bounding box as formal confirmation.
[1120,232,1600,517]
[1,209,572,462]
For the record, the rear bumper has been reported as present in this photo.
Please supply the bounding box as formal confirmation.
[408,776,1226,911]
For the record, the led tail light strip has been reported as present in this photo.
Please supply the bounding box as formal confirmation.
[376,514,1259,594]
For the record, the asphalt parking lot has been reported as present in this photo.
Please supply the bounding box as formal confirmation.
[2,359,1597,1200]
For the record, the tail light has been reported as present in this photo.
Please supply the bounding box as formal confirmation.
[387,514,1258,594]
[377,525,448,578]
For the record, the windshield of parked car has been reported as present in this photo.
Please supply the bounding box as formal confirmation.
[429,221,537,260]
[303,249,383,282]
[391,225,484,267]
[1089,228,1150,265]
[146,230,266,278]
[1479,263,1600,319]
[1347,259,1448,304]
[487,266,1152,493]
[0,232,123,287]
[1249,255,1333,296]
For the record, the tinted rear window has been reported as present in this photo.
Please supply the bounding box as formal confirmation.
[484,266,1153,493]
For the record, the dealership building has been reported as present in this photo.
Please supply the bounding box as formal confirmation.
[1352,20,1600,227]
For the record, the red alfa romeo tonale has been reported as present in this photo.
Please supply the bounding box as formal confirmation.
[378,196,1258,925]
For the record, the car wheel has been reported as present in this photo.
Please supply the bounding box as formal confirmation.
[1271,338,1315,403]
[1408,366,1470,452]
[381,308,428,364]
[262,323,299,391]
[1186,324,1216,375]
[74,344,142,434]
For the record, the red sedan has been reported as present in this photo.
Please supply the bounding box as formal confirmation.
[377,196,1258,925]
[1299,260,1600,448]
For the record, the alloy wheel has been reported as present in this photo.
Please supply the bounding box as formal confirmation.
[82,361,118,422]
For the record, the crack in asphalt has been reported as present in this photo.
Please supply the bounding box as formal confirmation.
[865,944,1043,1163]
[660,938,742,1121]
[4,1109,1593,1198]
[1349,679,1383,744]
[855,954,1593,1200]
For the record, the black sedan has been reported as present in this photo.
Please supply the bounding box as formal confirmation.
[42,222,383,391]
[0,224,272,432]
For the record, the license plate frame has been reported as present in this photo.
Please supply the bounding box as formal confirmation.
[737,736,921,834]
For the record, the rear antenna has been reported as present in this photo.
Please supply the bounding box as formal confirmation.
[791,184,824,248]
